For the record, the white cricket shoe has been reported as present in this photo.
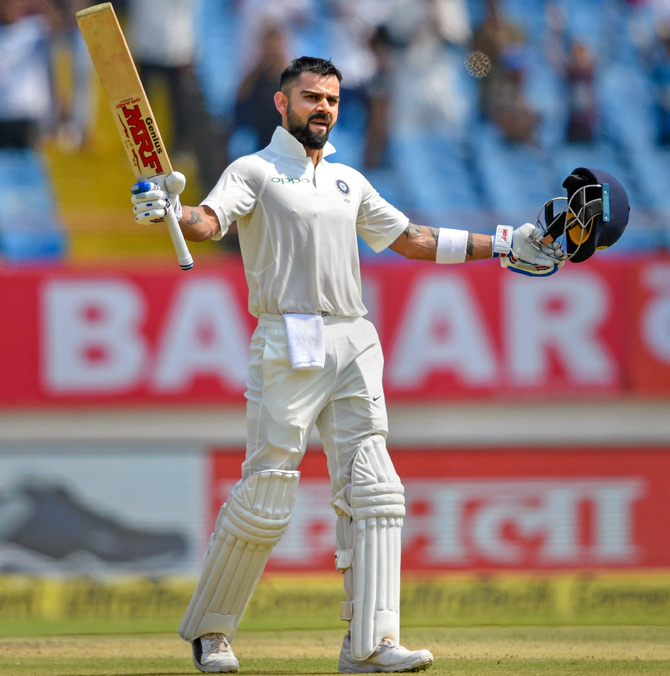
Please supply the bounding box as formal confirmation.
[191,633,239,673]
[338,634,434,673]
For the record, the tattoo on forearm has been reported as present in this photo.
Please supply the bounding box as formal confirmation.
[466,232,474,257]
[186,209,202,225]
[403,224,423,239]
[403,224,439,246]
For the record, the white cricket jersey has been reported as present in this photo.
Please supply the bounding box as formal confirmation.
[201,127,409,318]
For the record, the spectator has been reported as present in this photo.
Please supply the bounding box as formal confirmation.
[385,0,472,137]
[546,6,598,144]
[645,20,670,145]
[235,0,315,66]
[563,41,598,143]
[486,47,540,145]
[51,0,95,151]
[233,21,290,151]
[363,24,394,168]
[126,0,224,189]
[472,0,525,124]
[324,0,379,137]
[0,0,57,148]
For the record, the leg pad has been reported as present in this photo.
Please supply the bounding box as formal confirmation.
[179,469,300,641]
[334,436,405,660]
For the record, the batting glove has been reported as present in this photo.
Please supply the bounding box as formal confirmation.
[499,223,565,277]
[131,171,185,225]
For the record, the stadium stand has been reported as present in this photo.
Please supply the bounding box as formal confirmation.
[23,0,670,262]
[0,148,67,261]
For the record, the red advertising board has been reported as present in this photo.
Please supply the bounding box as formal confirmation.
[209,447,670,571]
[0,255,669,405]
[630,261,670,394]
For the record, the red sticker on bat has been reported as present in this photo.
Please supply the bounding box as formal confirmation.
[118,101,164,175]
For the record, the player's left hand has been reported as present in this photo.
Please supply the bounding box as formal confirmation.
[500,223,565,276]
[131,172,185,225]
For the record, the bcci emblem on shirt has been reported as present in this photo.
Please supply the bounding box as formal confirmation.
[335,179,350,195]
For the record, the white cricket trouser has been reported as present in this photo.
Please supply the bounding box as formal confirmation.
[179,313,398,646]
[242,314,389,498]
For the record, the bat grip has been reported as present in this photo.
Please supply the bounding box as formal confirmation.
[163,173,193,270]
[165,208,194,270]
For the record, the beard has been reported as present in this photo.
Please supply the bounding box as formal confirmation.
[286,104,332,149]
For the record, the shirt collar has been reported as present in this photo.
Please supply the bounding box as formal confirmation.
[268,126,336,161]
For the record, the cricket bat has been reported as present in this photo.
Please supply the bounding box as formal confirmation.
[76,2,194,270]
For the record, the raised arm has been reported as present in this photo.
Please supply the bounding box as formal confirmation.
[131,173,223,243]
[179,205,222,242]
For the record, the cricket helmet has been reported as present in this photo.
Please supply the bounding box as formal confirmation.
[535,167,630,263]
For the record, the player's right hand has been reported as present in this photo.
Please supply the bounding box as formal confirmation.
[131,172,185,225]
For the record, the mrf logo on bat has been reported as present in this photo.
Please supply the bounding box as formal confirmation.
[117,97,164,175]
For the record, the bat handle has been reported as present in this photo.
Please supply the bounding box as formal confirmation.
[165,208,194,270]
[163,172,193,270]
[134,174,194,270]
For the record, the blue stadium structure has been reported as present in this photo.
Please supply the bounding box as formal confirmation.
[193,0,670,258]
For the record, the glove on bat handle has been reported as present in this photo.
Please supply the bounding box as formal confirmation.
[134,174,193,271]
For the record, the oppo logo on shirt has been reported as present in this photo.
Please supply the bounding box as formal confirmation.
[271,177,310,184]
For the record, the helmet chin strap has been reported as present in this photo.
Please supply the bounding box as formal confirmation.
[537,186,606,261]
[543,198,568,241]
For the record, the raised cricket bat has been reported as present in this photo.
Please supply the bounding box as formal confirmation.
[76,2,194,270]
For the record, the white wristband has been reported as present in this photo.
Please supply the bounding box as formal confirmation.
[436,228,468,264]
[493,224,513,256]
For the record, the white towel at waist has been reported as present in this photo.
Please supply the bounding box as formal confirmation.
[283,313,325,370]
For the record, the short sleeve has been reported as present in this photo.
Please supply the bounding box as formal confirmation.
[200,156,265,240]
[355,175,409,253]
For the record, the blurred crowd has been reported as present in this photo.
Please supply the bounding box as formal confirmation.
[3,0,670,258]
[0,0,91,151]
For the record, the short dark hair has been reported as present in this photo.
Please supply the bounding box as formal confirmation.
[279,56,342,92]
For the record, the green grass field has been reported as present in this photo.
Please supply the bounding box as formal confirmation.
[3,573,669,674]
[2,626,670,676]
